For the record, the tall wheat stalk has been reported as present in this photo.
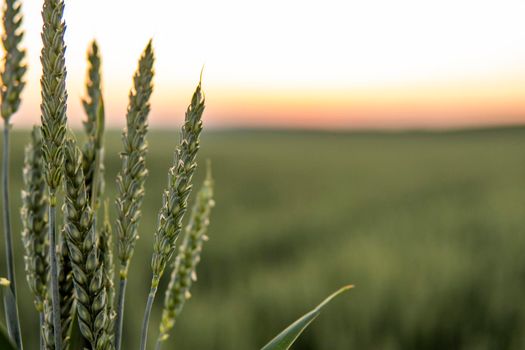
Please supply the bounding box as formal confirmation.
[114,41,154,350]
[140,80,205,350]
[1,0,26,347]
[39,0,68,348]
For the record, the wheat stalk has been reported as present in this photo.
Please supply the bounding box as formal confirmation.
[39,0,69,348]
[140,79,205,350]
[1,0,26,347]
[114,40,154,350]
[62,139,110,349]
[156,167,214,350]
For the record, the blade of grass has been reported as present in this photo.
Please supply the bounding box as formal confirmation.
[261,285,353,350]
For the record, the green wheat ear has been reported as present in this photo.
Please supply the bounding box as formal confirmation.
[1,0,27,120]
[151,79,206,286]
[82,40,105,208]
[20,126,48,313]
[115,39,155,278]
[62,138,110,349]
[40,0,68,193]
[156,165,215,349]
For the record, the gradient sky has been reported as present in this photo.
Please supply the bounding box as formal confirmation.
[11,0,525,129]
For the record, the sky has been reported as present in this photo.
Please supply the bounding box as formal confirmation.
[10,0,525,129]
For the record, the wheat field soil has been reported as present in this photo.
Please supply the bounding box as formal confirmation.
[2,127,525,349]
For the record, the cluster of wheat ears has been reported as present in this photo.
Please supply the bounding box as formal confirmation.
[0,0,351,349]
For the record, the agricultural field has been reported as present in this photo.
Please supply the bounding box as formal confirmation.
[2,127,525,349]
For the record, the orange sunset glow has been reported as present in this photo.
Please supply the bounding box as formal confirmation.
[11,0,525,129]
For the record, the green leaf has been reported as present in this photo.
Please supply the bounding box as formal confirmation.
[261,285,353,350]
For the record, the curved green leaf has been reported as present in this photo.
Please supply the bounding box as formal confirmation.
[261,285,353,350]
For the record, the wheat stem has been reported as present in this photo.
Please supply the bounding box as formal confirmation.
[40,312,45,350]
[2,121,22,349]
[114,279,127,350]
[1,0,26,345]
[114,40,154,350]
[40,0,69,347]
[139,287,157,350]
[141,78,205,350]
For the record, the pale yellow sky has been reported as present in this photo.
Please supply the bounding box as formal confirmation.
[11,0,525,129]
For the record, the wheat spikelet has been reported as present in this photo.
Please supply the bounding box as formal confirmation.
[156,168,214,348]
[1,0,26,120]
[20,126,48,312]
[63,138,111,349]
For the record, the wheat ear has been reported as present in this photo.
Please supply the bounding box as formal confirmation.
[20,127,48,349]
[1,0,26,120]
[63,139,110,350]
[20,127,48,311]
[114,40,154,350]
[140,79,205,350]
[81,40,105,209]
[156,166,214,350]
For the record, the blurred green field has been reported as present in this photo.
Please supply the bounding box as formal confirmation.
[2,127,525,349]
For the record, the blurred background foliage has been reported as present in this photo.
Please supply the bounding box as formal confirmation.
[2,127,525,349]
